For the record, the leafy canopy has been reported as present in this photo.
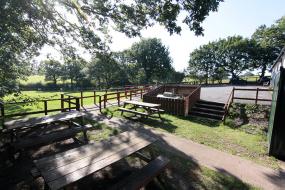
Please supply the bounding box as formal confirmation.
[0,0,223,96]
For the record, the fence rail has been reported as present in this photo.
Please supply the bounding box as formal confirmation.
[223,87,273,122]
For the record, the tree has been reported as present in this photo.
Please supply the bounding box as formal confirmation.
[129,38,173,83]
[216,36,252,79]
[251,16,285,78]
[42,59,62,85]
[61,47,87,88]
[188,42,218,84]
[88,53,122,88]
[1,0,223,96]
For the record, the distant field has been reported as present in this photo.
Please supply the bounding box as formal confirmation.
[19,75,71,85]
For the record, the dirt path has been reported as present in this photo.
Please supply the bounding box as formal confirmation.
[86,111,285,190]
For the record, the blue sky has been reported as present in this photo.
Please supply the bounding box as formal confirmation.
[110,0,285,71]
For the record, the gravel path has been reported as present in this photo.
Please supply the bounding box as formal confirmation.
[201,85,272,105]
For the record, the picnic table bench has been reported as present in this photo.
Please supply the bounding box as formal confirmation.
[118,100,164,121]
[3,111,90,151]
[33,131,167,190]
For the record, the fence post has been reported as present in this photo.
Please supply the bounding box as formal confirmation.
[255,88,259,105]
[140,89,143,99]
[44,100,48,115]
[93,91,96,104]
[130,90,132,100]
[99,96,102,112]
[104,94,107,108]
[68,95,71,111]
[232,87,235,102]
[80,91,83,107]
[76,98,80,111]
[117,92,120,106]
[60,94,64,112]
[0,101,5,127]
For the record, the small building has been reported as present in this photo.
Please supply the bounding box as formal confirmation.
[271,46,285,85]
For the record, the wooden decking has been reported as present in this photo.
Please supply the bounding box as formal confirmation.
[34,131,157,190]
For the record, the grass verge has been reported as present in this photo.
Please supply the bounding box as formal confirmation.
[102,105,280,169]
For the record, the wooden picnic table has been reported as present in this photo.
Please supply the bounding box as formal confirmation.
[33,131,157,190]
[119,100,163,120]
[4,111,85,131]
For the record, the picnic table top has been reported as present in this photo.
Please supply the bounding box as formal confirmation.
[4,111,84,130]
[34,131,157,190]
[124,100,160,108]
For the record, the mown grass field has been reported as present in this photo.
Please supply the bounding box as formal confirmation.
[3,91,107,117]
[102,106,279,170]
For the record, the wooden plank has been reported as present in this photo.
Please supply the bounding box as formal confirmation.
[118,108,149,116]
[109,156,169,190]
[46,136,156,190]
[124,100,160,108]
[42,136,155,183]
[13,125,92,149]
[34,131,153,170]
[4,111,84,130]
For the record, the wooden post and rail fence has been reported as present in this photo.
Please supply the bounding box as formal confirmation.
[0,86,151,125]
[223,87,273,122]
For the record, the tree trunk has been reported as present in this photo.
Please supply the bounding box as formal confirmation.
[260,65,267,79]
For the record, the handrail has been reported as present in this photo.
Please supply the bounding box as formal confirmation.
[222,88,234,122]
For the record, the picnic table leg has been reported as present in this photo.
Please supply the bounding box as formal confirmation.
[80,116,88,142]
[121,103,126,116]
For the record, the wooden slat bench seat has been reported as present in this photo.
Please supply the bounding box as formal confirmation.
[109,156,170,190]
[118,108,149,117]
[13,124,92,150]
[33,131,157,190]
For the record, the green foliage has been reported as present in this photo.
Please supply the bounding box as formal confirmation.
[88,53,123,88]
[42,59,62,85]
[251,16,285,77]
[1,0,222,96]
[129,38,173,83]
[187,16,285,82]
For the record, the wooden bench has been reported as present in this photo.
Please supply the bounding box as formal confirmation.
[12,123,92,150]
[109,156,170,190]
[33,131,157,190]
[118,107,149,117]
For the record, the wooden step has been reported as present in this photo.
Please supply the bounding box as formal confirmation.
[109,156,170,190]
[195,103,224,110]
[198,100,225,107]
[190,111,223,120]
[191,107,225,115]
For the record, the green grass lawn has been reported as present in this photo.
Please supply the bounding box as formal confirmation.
[102,106,280,169]
[3,91,107,117]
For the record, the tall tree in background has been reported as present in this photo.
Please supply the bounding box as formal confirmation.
[61,47,87,88]
[188,42,219,84]
[88,53,122,88]
[0,0,223,96]
[129,38,173,83]
[42,59,62,85]
[217,36,252,79]
[251,16,285,78]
